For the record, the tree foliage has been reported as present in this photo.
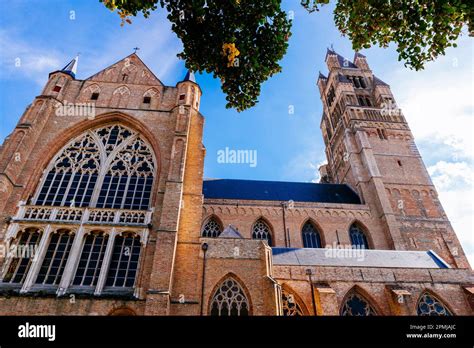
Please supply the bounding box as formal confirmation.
[102,0,291,112]
[302,0,472,71]
[102,0,473,111]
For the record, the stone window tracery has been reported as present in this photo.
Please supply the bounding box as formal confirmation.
[113,86,130,96]
[201,217,222,238]
[417,293,452,316]
[282,289,304,316]
[210,277,249,316]
[341,292,377,316]
[252,219,272,246]
[36,133,100,207]
[34,124,155,210]
[302,221,322,248]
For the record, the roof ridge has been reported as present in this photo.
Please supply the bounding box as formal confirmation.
[203,178,351,186]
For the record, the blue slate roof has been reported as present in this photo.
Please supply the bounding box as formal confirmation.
[326,48,358,68]
[374,76,389,86]
[318,71,327,80]
[338,73,352,83]
[183,70,196,83]
[203,179,361,204]
[272,248,450,268]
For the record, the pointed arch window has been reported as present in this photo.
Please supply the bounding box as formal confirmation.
[35,133,100,207]
[96,136,154,210]
[34,124,155,210]
[282,289,304,316]
[201,217,222,238]
[105,233,141,288]
[210,277,249,316]
[341,292,377,316]
[72,232,109,287]
[2,228,42,284]
[83,84,100,101]
[252,219,272,246]
[142,88,159,106]
[417,293,452,316]
[35,229,75,285]
[302,221,322,248]
[349,223,370,249]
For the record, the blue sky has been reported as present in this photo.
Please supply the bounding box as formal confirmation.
[0,0,472,265]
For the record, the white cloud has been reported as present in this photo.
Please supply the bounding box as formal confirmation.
[428,161,474,266]
[388,35,474,266]
[428,161,474,190]
[0,13,182,86]
[0,30,64,85]
[389,36,473,161]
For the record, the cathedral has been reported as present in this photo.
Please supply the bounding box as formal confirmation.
[0,50,472,316]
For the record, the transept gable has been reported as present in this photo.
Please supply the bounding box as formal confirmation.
[86,53,163,86]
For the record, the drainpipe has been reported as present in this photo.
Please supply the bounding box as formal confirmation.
[281,202,288,247]
[306,268,317,315]
[200,242,208,315]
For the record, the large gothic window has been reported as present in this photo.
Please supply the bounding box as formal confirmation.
[2,228,42,284]
[201,217,222,238]
[417,293,452,316]
[349,223,370,249]
[341,291,377,316]
[35,133,100,207]
[210,277,249,316]
[302,221,322,248]
[35,229,75,286]
[252,219,272,246]
[34,124,155,210]
[282,289,304,316]
[105,233,141,288]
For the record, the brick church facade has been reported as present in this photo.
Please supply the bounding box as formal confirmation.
[0,51,472,316]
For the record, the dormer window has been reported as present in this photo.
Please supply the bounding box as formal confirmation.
[143,96,151,104]
[122,73,128,81]
[52,85,62,92]
[91,92,99,100]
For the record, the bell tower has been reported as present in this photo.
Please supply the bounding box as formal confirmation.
[317,49,469,268]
